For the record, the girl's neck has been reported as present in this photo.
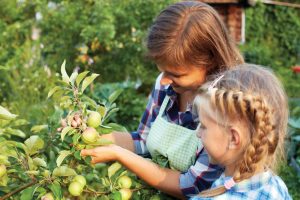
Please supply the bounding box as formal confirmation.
[224,164,265,177]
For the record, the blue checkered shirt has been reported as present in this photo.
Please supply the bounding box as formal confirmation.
[190,170,292,200]
[130,74,223,197]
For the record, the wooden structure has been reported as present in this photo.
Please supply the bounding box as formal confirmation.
[200,0,251,44]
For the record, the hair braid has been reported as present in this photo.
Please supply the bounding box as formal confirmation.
[197,64,288,198]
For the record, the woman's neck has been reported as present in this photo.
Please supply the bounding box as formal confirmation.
[178,91,196,112]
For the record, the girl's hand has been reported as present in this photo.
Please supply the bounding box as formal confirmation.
[80,145,122,164]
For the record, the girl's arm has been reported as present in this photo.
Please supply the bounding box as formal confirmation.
[81,145,185,199]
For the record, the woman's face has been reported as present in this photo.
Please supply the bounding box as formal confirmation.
[157,64,207,94]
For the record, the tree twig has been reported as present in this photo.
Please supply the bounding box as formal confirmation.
[0,180,37,200]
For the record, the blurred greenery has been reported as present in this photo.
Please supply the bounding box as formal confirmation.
[0,0,300,199]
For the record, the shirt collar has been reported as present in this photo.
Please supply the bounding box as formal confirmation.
[166,85,176,97]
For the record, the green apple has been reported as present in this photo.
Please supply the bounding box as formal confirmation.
[82,127,98,144]
[118,176,132,189]
[119,188,132,200]
[68,181,83,196]
[87,111,101,128]
[0,165,7,178]
[73,175,86,187]
[41,192,54,200]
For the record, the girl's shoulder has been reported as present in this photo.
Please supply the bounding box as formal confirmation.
[189,171,292,200]
[267,173,292,200]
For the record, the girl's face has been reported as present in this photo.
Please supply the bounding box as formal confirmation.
[197,105,230,165]
[196,98,248,169]
[157,64,207,94]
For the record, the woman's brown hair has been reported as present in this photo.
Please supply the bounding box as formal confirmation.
[194,64,288,197]
[146,1,244,74]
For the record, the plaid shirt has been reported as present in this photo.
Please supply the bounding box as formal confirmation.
[131,74,223,197]
[190,170,292,200]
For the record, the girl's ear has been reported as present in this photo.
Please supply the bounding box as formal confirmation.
[228,127,242,149]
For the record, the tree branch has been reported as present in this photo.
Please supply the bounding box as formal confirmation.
[0,180,37,200]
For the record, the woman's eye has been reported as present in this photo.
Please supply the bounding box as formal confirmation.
[199,123,206,129]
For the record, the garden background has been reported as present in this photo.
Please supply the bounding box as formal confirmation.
[0,0,300,199]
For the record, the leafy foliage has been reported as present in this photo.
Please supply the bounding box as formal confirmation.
[0,63,172,199]
[242,3,300,97]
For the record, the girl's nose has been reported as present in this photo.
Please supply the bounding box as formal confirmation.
[160,74,173,86]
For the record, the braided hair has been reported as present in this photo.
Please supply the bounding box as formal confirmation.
[195,64,288,197]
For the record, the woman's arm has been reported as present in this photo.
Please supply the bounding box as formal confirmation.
[102,74,166,155]
[81,145,185,199]
[100,132,135,152]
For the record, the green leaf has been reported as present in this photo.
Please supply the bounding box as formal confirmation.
[82,95,98,108]
[10,119,29,127]
[74,150,82,160]
[31,125,48,133]
[56,150,72,167]
[20,186,36,200]
[81,73,99,93]
[107,123,128,133]
[61,126,73,141]
[24,135,44,156]
[72,133,81,145]
[112,191,122,200]
[48,181,62,199]
[0,174,8,186]
[108,89,123,104]
[0,105,17,120]
[292,135,300,142]
[5,128,26,138]
[76,71,89,86]
[28,156,37,171]
[35,187,47,199]
[86,138,113,146]
[0,65,9,70]
[61,60,70,84]
[108,162,122,178]
[52,165,77,177]
[33,157,47,168]
[47,86,62,99]
[289,118,300,129]
[70,71,78,86]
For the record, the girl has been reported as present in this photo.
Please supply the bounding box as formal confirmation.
[192,64,292,199]
[81,1,243,198]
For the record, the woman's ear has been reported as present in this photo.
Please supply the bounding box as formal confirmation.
[228,127,241,149]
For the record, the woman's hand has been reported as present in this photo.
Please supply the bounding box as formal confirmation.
[80,145,122,164]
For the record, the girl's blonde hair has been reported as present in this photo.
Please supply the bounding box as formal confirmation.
[194,64,288,197]
[146,1,244,74]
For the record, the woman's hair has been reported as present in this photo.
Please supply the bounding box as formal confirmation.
[194,64,288,197]
[146,1,244,74]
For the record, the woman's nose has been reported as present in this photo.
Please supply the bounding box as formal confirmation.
[160,74,173,86]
